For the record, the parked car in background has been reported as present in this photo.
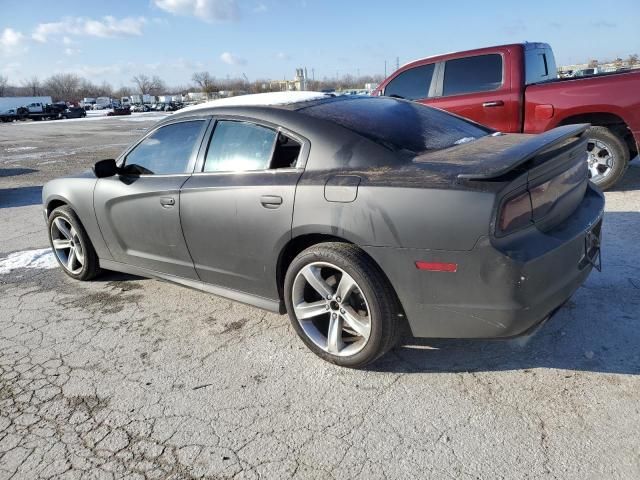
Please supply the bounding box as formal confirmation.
[0,106,28,122]
[572,68,599,77]
[373,42,640,189]
[62,107,87,119]
[130,104,150,112]
[107,106,131,116]
[42,92,604,367]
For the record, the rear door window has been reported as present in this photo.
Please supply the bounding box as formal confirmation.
[443,54,503,96]
[203,121,277,172]
[384,64,435,100]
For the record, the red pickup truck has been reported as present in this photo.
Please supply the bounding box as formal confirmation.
[372,42,640,189]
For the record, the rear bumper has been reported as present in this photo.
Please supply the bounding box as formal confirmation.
[363,184,605,338]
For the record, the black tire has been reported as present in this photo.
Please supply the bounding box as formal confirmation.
[47,205,101,281]
[284,242,402,368]
[586,126,629,190]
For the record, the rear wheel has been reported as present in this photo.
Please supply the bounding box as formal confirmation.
[48,206,101,281]
[284,243,401,368]
[585,126,629,190]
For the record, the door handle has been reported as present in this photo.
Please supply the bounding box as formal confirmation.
[160,196,175,207]
[482,100,504,108]
[260,195,283,209]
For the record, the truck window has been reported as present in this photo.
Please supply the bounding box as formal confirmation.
[384,64,435,100]
[443,54,502,96]
[524,46,558,84]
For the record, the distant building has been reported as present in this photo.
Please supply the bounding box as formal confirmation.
[270,68,308,92]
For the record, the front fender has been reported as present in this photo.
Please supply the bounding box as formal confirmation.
[42,175,112,260]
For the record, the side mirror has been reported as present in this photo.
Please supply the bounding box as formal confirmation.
[93,159,118,178]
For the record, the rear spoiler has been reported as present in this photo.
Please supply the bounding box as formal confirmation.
[458,124,589,180]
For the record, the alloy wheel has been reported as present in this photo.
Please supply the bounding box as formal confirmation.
[292,262,372,357]
[587,139,614,183]
[50,217,85,275]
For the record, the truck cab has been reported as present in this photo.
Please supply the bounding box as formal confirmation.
[25,102,45,113]
[373,42,640,189]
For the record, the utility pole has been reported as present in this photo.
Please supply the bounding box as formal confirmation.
[396,56,399,71]
[384,60,387,78]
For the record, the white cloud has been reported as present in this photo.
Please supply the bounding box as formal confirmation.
[253,3,268,13]
[0,28,26,56]
[32,16,147,43]
[276,52,290,60]
[64,47,81,56]
[220,51,247,65]
[154,0,239,22]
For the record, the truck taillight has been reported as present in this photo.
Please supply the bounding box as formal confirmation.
[498,190,531,235]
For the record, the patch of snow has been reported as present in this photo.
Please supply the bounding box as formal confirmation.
[13,111,170,126]
[179,91,331,114]
[454,137,476,145]
[4,146,37,152]
[0,248,58,275]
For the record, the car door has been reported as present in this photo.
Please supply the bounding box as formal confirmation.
[424,53,518,132]
[180,118,307,300]
[94,118,209,279]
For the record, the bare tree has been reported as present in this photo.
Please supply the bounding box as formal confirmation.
[132,74,165,95]
[44,73,81,101]
[628,54,639,66]
[131,74,153,94]
[149,76,165,95]
[191,71,218,97]
[21,76,40,96]
[0,75,8,97]
[588,59,599,68]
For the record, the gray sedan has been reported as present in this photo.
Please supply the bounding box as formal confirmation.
[42,93,604,367]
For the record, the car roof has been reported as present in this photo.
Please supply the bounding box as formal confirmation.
[177,91,334,116]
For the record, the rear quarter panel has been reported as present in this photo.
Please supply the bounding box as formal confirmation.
[292,135,495,251]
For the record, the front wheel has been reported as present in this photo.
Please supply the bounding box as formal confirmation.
[284,243,402,368]
[48,206,101,281]
[585,126,629,190]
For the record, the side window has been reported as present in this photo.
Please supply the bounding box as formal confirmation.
[124,120,205,175]
[203,121,277,172]
[384,64,435,100]
[443,54,503,96]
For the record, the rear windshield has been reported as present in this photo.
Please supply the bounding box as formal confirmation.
[299,97,491,154]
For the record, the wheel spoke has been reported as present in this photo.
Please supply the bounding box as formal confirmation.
[294,300,327,320]
[340,306,370,339]
[54,218,72,240]
[596,155,612,167]
[75,249,84,266]
[301,266,333,299]
[52,239,72,250]
[326,314,344,354]
[588,164,600,179]
[67,248,76,270]
[335,273,356,302]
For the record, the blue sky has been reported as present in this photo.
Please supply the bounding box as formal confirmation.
[1,0,639,88]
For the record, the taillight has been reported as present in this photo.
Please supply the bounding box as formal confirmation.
[498,190,532,235]
[530,160,586,221]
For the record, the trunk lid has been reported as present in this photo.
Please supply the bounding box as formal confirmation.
[414,124,591,234]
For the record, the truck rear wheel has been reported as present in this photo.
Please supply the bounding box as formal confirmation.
[585,126,629,190]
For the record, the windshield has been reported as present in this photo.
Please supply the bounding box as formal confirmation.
[299,97,491,154]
